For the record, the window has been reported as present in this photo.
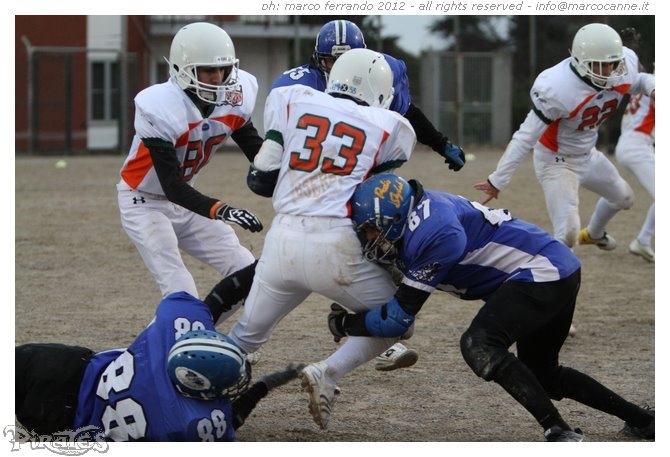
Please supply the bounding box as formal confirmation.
[89,60,120,121]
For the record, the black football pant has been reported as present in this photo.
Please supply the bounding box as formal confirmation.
[15,343,94,436]
[460,268,651,432]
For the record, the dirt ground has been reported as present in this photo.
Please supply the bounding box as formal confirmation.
[14,145,655,444]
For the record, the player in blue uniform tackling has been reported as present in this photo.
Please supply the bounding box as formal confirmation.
[15,292,302,441]
[327,173,655,442]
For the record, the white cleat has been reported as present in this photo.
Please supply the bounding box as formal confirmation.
[374,343,419,371]
[629,239,654,263]
[246,348,262,365]
[300,361,340,429]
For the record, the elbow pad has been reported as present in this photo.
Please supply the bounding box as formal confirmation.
[364,298,415,338]
[247,164,279,197]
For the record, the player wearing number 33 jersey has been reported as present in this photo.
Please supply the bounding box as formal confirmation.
[256,74,415,217]
[229,49,417,429]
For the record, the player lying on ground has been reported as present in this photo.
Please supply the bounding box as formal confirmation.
[16,291,303,442]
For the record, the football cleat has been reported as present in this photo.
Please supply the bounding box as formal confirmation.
[300,362,341,429]
[628,239,654,263]
[544,426,585,442]
[578,228,617,251]
[374,343,419,371]
[622,407,654,440]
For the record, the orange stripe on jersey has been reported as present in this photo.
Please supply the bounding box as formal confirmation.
[210,114,247,131]
[175,121,204,148]
[540,92,597,152]
[372,129,391,166]
[611,84,631,96]
[539,121,560,152]
[635,102,655,135]
[568,93,597,119]
[120,142,153,188]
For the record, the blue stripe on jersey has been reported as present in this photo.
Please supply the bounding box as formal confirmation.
[399,190,580,301]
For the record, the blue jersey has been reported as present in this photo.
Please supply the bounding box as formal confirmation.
[73,292,237,442]
[397,191,581,301]
[270,53,411,115]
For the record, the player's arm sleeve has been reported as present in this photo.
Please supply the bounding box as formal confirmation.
[487,109,546,192]
[632,72,655,97]
[370,115,416,174]
[231,381,269,430]
[145,138,220,218]
[383,54,411,115]
[342,284,431,338]
[231,120,263,163]
[404,103,450,154]
[247,134,283,197]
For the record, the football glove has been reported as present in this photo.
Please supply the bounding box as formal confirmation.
[328,303,349,343]
[442,142,466,171]
[216,204,263,232]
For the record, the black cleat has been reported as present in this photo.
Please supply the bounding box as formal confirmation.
[622,407,654,440]
[544,426,585,442]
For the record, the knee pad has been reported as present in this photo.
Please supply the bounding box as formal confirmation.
[460,328,509,381]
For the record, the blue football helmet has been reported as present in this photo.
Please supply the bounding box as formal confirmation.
[167,329,250,400]
[351,173,415,263]
[313,20,366,74]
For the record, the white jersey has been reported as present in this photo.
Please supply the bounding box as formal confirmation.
[489,47,654,191]
[261,85,416,217]
[620,92,655,141]
[118,71,258,195]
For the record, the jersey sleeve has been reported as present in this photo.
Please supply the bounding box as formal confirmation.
[153,292,217,340]
[530,71,571,122]
[383,114,416,163]
[487,69,570,192]
[383,53,411,115]
[262,86,293,141]
[401,209,467,293]
[134,87,185,143]
[270,64,326,92]
[487,109,546,191]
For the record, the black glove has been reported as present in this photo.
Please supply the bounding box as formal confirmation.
[328,303,349,343]
[216,204,263,232]
[259,362,306,390]
[442,142,466,171]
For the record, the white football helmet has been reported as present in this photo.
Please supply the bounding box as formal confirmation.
[326,48,394,109]
[167,22,240,105]
[570,23,627,89]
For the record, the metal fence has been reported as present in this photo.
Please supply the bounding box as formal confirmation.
[18,44,137,155]
[420,50,513,148]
